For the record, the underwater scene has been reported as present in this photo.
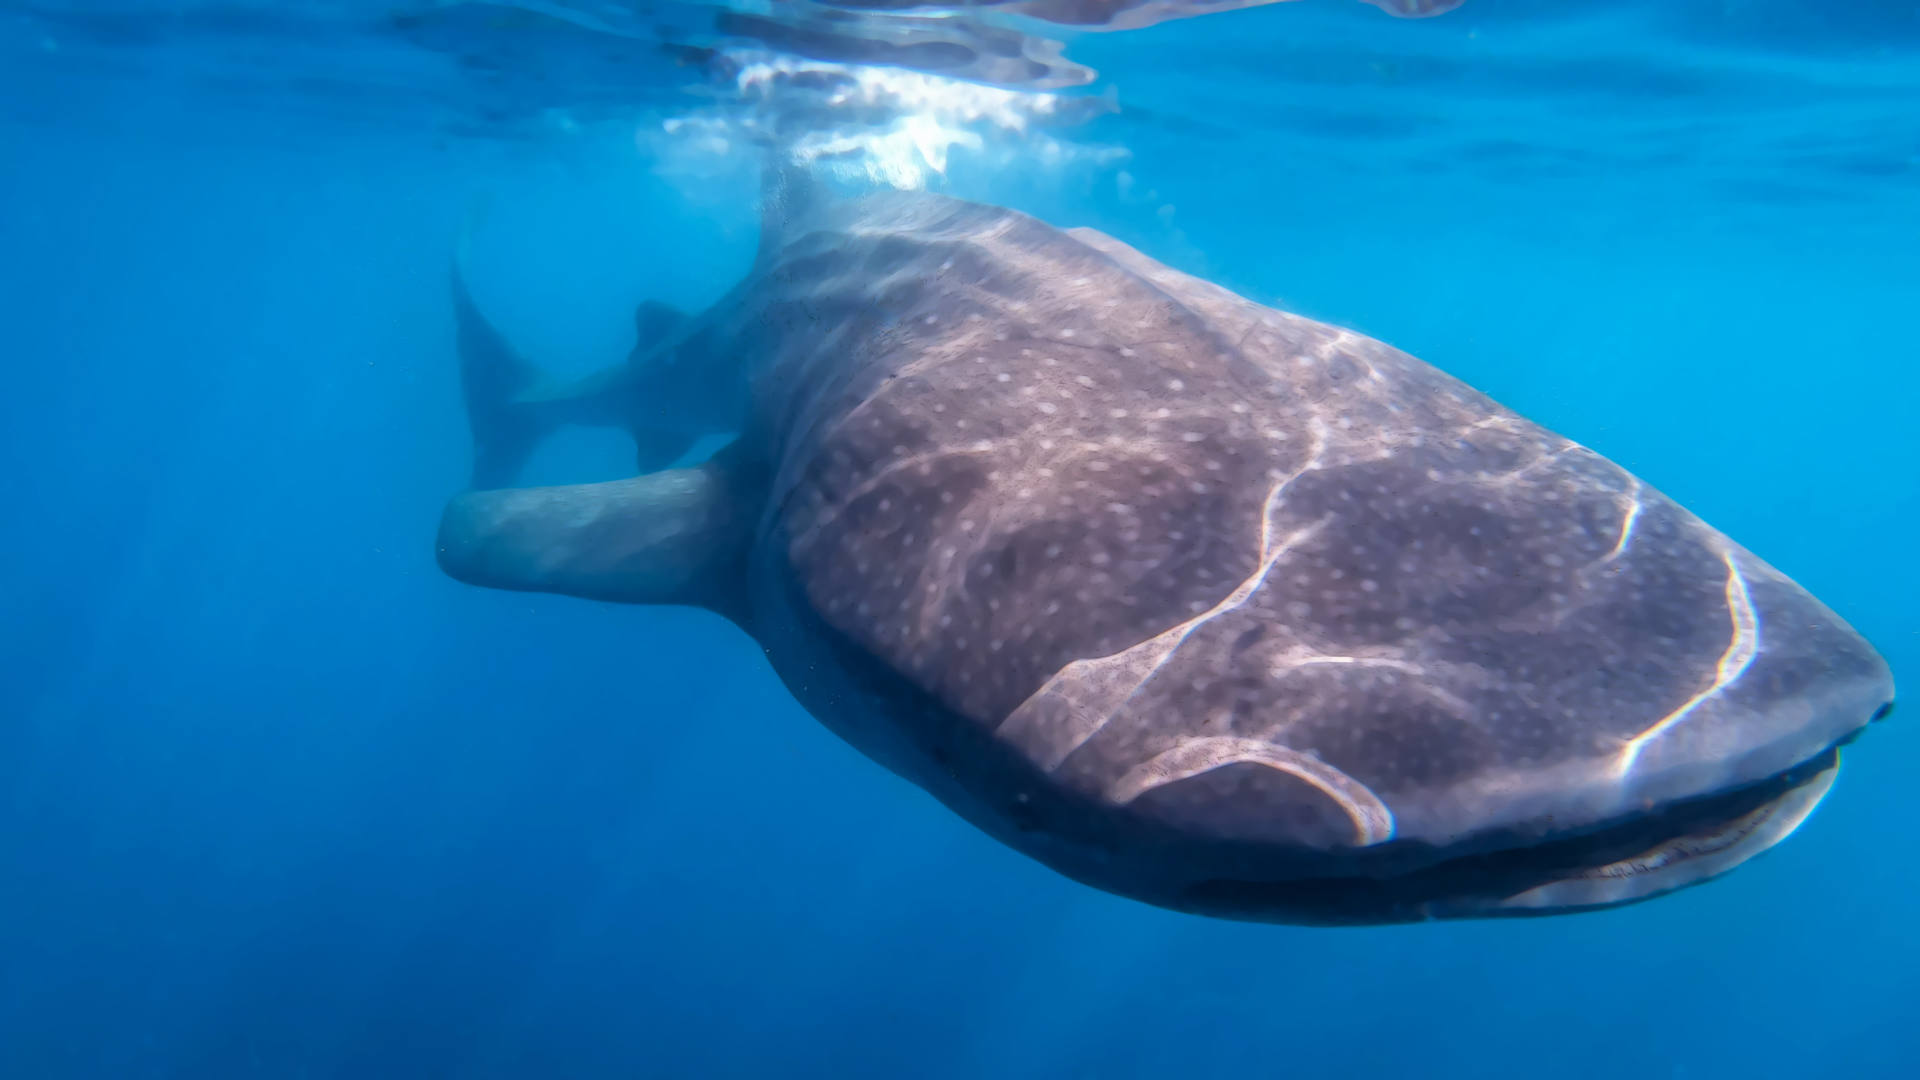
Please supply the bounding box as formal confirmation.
[2,1,1915,1077]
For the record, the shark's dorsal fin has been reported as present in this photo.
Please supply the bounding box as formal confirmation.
[634,299,689,351]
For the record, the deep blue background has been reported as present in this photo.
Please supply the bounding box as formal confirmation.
[3,3,1916,1077]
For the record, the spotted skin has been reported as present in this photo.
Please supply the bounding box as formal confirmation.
[439,183,1893,922]
[713,190,1890,870]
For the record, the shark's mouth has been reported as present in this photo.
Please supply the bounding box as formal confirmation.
[1179,745,1849,924]
[1444,754,1839,917]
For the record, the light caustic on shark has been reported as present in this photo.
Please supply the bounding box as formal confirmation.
[437,155,1892,924]
[1612,550,1762,779]
[994,414,1401,847]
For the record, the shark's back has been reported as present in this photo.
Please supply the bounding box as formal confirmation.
[727,187,1887,887]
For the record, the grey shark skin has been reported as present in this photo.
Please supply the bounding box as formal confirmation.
[436,169,1894,925]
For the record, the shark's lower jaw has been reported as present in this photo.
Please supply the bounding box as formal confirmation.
[1459,754,1840,916]
[1171,746,1847,925]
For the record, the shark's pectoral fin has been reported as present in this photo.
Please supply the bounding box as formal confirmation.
[436,450,762,624]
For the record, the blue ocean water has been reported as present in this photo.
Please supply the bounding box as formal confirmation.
[2,2,1915,1077]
